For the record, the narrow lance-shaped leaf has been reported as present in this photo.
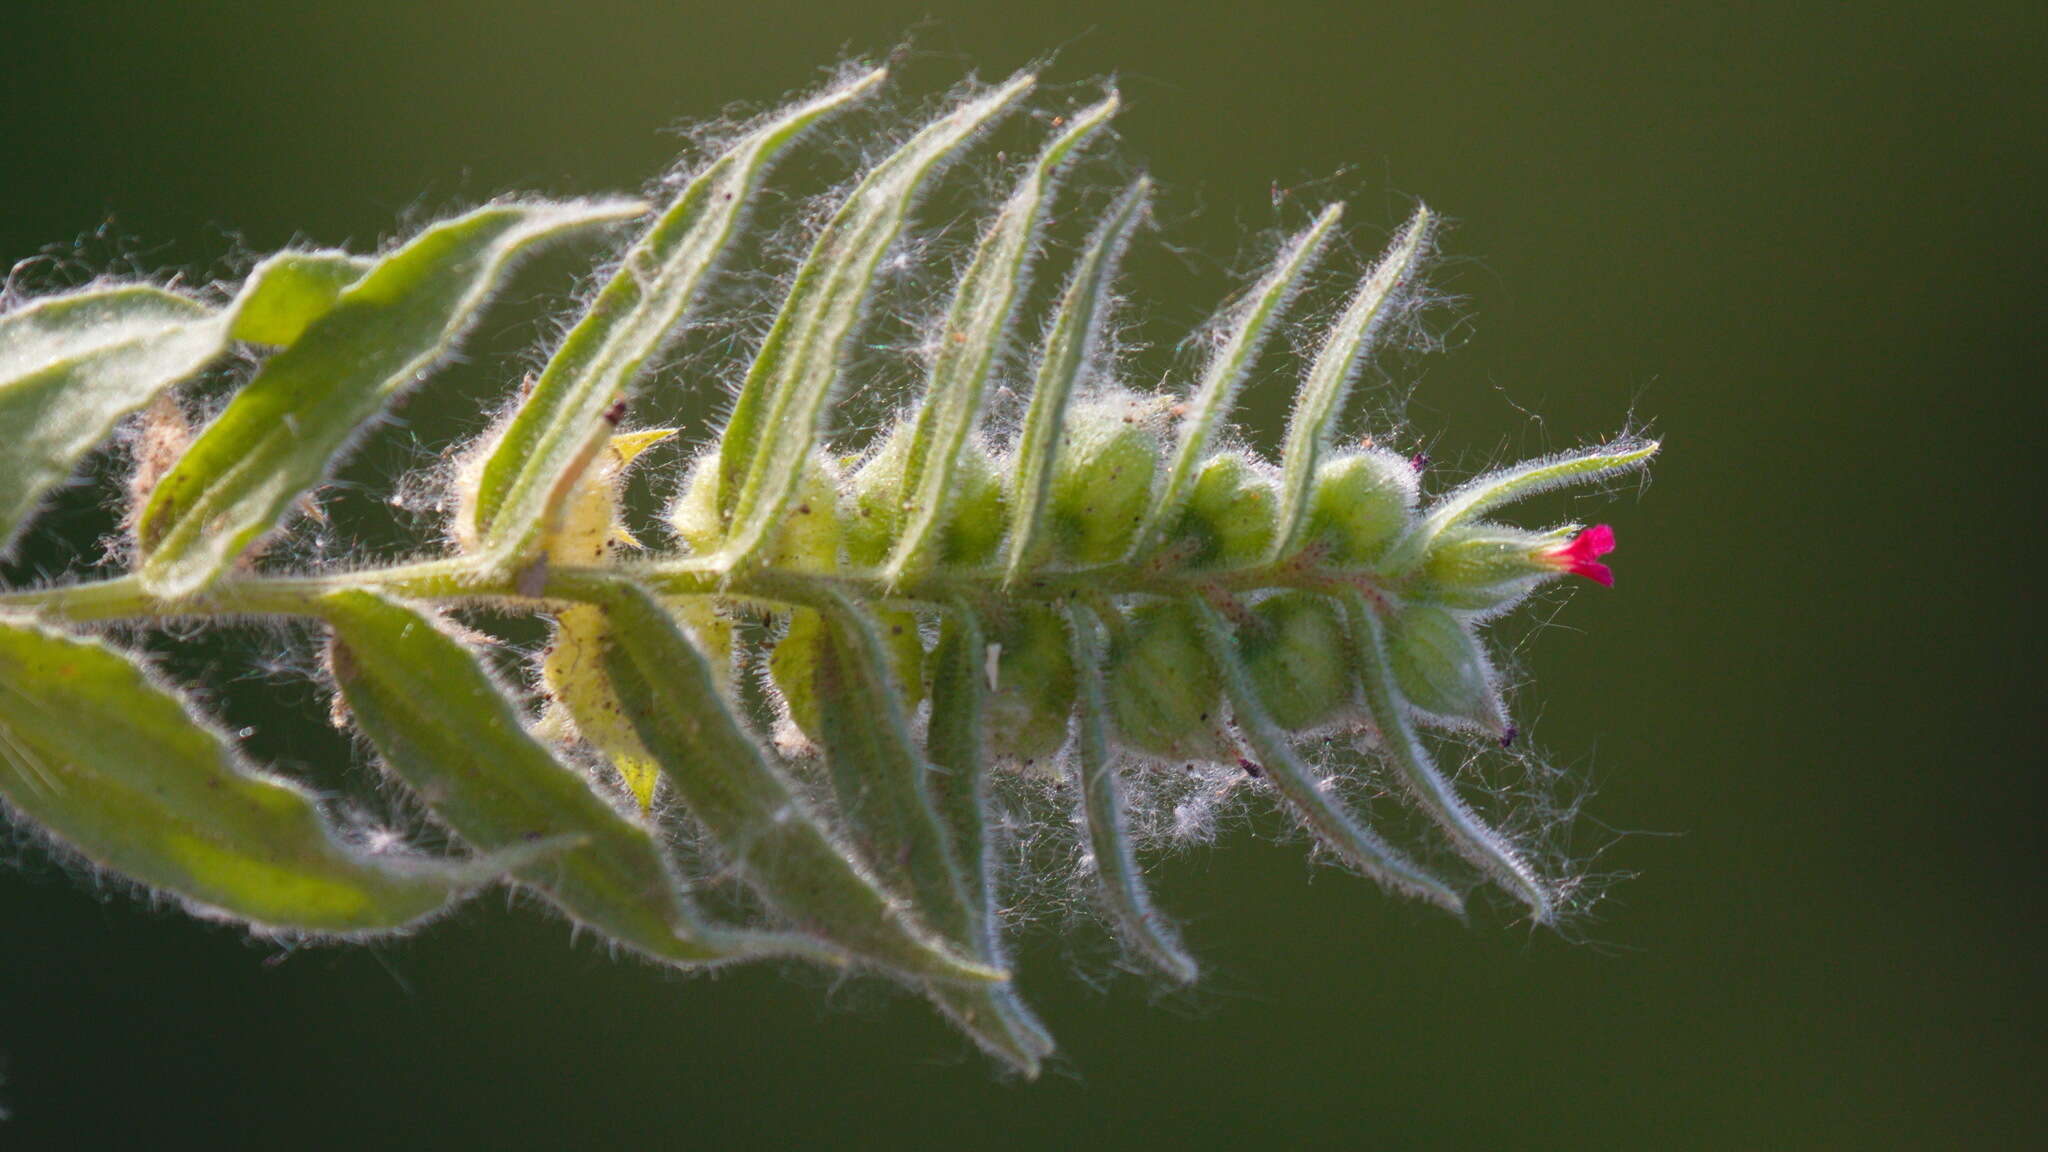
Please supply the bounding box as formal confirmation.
[1341,590,1553,921]
[1068,603,1198,983]
[884,92,1121,585]
[323,591,829,966]
[0,252,371,557]
[1004,176,1151,581]
[0,616,508,934]
[468,69,887,568]
[136,199,644,597]
[581,579,1003,984]
[925,603,1056,1073]
[1130,202,1344,562]
[809,592,1054,1073]
[807,590,971,938]
[1271,206,1435,559]
[1186,598,1463,912]
[1383,438,1660,575]
[717,73,1036,568]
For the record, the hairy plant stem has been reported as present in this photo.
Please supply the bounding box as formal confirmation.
[0,553,1396,626]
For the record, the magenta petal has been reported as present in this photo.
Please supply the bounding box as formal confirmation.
[1573,559,1616,587]
[1547,525,1619,585]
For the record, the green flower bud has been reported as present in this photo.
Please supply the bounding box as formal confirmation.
[1172,451,1277,567]
[1384,602,1510,736]
[1106,600,1231,760]
[943,443,1009,567]
[1048,394,1163,564]
[984,605,1077,768]
[842,421,913,567]
[1237,591,1351,730]
[842,419,1009,568]
[1304,449,1418,564]
[670,449,839,569]
[770,607,924,745]
[1412,522,1572,613]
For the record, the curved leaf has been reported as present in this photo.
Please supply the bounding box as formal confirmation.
[717,73,1036,567]
[1385,438,1660,574]
[136,199,644,597]
[0,616,491,933]
[1004,176,1152,580]
[1132,202,1343,561]
[926,604,1056,1072]
[469,69,887,568]
[884,92,1121,585]
[584,581,1003,984]
[1187,598,1462,912]
[0,285,215,556]
[1271,206,1434,558]
[322,590,825,966]
[1068,603,1198,982]
[808,592,966,931]
[1342,591,1552,920]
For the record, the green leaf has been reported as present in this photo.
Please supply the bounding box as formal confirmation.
[1271,206,1434,559]
[809,593,1055,1073]
[0,616,494,933]
[229,251,374,346]
[467,69,886,568]
[1004,176,1151,581]
[1342,591,1553,920]
[322,590,827,966]
[135,199,644,597]
[1068,603,1198,982]
[1187,598,1463,912]
[717,73,1036,568]
[1385,438,1660,574]
[884,92,1121,585]
[926,603,1056,1074]
[808,591,970,936]
[0,251,398,558]
[585,580,1003,984]
[0,285,214,556]
[1132,202,1343,561]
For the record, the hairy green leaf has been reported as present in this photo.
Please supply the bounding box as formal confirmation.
[1004,176,1152,581]
[1069,603,1198,982]
[809,592,971,938]
[229,251,375,346]
[718,73,1036,567]
[0,616,494,933]
[1385,438,1660,574]
[884,92,1120,585]
[322,590,828,966]
[926,603,1056,1073]
[1272,206,1434,559]
[1133,202,1344,561]
[810,592,1054,1073]
[1343,591,1552,920]
[468,69,886,568]
[136,199,643,597]
[584,580,1003,984]
[1189,598,1462,911]
[0,285,216,556]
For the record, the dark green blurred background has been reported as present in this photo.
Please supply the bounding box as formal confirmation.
[2,2,2041,1147]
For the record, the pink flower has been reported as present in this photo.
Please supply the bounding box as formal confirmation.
[1543,524,1617,587]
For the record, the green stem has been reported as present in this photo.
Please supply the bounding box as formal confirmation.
[0,550,1397,626]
